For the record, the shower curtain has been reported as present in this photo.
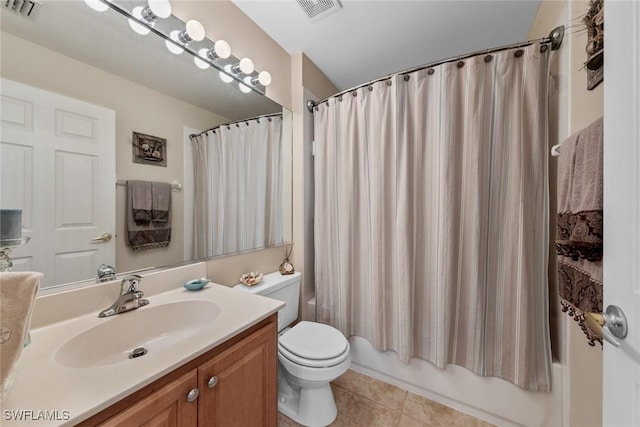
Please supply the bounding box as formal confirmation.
[314,44,552,391]
[190,115,284,258]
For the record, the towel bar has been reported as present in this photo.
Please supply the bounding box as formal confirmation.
[115,180,182,192]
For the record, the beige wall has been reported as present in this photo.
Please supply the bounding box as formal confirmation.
[529,1,604,426]
[302,55,340,100]
[1,32,226,277]
[204,245,289,287]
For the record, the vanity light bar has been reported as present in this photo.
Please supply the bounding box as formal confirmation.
[86,0,271,94]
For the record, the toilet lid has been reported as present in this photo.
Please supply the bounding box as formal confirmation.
[279,321,349,360]
[278,342,349,368]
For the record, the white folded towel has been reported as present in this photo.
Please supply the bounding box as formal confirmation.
[1,271,42,394]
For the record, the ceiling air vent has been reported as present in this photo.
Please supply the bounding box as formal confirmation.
[296,0,342,23]
[3,0,41,19]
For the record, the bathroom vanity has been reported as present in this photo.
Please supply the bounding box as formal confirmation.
[78,315,277,426]
[2,263,283,426]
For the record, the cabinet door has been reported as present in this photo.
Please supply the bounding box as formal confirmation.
[99,369,198,427]
[198,323,277,427]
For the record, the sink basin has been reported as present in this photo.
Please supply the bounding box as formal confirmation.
[55,300,221,368]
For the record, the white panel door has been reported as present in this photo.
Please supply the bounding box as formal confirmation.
[0,79,115,288]
[603,1,640,426]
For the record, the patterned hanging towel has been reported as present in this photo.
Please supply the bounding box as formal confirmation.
[127,180,172,250]
[555,117,603,346]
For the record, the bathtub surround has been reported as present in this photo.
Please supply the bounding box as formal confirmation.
[0,271,42,395]
[314,44,552,391]
[556,117,603,346]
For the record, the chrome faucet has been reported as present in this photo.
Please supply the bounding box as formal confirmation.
[98,274,149,318]
[96,264,117,282]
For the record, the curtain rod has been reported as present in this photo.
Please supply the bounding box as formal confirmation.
[189,112,283,138]
[307,25,565,113]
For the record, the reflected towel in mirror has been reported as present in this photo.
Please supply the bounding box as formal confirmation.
[127,181,172,250]
[151,182,171,226]
[128,180,152,225]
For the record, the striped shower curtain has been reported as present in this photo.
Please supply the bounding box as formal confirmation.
[313,44,552,391]
[190,115,284,258]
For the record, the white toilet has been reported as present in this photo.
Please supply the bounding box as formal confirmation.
[235,272,350,426]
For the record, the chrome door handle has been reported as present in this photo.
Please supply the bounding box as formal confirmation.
[91,232,113,242]
[186,388,199,403]
[585,305,628,347]
[207,376,218,388]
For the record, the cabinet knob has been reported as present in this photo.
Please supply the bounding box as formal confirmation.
[207,376,219,388]
[186,388,199,403]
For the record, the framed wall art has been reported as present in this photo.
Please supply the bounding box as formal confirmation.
[584,0,604,91]
[132,131,167,167]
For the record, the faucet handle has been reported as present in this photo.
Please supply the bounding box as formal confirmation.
[121,274,143,293]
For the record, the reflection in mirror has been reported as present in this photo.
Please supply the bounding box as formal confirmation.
[0,1,292,291]
[189,113,288,258]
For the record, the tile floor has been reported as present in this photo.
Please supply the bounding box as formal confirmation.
[277,370,495,427]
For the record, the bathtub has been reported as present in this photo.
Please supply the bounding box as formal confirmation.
[348,336,563,427]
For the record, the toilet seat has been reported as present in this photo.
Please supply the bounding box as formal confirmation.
[278,321,349,368]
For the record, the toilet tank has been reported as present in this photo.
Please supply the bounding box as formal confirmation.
[234,271,301,332]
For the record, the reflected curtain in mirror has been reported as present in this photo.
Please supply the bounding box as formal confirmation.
[190,115,284,258]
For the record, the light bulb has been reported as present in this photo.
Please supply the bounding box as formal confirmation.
[220,65,234,83]
[148,0,172,19]
[172,20,205,52]
[166,31,184,55]
[194,39,231,70]
[214,40,231,59]
[185,20,205,42]
[231,57,254,75]
[84,0,109,12]
[258,71,272,86]
[239,57,254,74]
[128,6,151,35]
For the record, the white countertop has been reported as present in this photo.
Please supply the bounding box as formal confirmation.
[1,283,283,426]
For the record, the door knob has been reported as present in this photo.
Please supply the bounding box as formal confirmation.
[91,232,113,242]
[585,305,628,347]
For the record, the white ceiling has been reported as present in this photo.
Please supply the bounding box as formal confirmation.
[233,0,542,91]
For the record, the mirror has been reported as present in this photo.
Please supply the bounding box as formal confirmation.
[0,1,292,290]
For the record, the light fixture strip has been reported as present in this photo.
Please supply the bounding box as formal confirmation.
[94,0,269,95]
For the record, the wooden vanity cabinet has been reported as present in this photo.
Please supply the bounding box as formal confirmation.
[97,369,198,427]
[78,314,277,427]
[198,319,277,427]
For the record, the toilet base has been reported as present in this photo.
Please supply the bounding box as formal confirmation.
[277,368,338,427]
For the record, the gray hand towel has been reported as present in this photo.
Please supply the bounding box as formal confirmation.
[127,181,172,250]
[128,180,152,225]
[151,182,171,226]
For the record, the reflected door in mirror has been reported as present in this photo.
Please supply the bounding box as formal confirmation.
[0,79,116,288]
